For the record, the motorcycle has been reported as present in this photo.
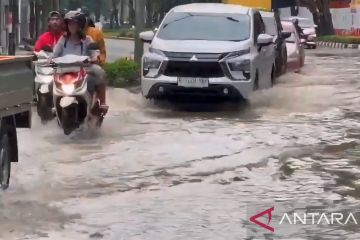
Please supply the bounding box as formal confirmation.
[34,46,55,123]
[50,44,105,135]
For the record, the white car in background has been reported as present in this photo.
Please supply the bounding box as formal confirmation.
[281,21,305,72]
[139,3,276,101]
[287,17,317,49]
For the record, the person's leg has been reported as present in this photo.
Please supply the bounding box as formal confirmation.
[88,65,108,114]
[96,84,106,105]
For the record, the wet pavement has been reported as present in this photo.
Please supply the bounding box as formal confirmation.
[1,48,360,239]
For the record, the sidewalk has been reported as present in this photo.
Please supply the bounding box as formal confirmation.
[16,45,34,55]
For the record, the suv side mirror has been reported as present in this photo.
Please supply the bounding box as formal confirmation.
[140,31,155,43]
[281,32,291,39]
[257,33,274,47]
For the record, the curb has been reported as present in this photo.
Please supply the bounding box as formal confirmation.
[317,41,360,49]
[105,36,135,41]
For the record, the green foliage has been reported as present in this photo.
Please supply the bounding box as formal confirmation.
[103,29,137,38]
[318,35,360,44]
[104,59,140,88]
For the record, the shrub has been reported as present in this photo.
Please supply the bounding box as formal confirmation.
[118,30,128,37]
[318,35,360,44]
[125,31,135,38]
[104,59,140,88]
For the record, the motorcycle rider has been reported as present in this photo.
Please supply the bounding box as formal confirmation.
[81,8,108,114]
[35,11,63,52]
[80,6,95,27]
[81,7,107,66]
[53,11,108,114]
[293,19,304,37]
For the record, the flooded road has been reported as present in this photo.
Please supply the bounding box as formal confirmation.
[2,48,360,239]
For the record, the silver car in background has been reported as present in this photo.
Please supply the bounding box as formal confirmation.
[140,3,276,101]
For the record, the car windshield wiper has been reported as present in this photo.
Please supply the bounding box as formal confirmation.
[226,16,240,22]
[228,39,245,42]
[162,13,194,29]
[227,37,248,41]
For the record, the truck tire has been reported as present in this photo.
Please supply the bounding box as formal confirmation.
[0,125,11,190]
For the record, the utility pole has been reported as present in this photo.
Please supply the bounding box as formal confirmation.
[134,0,145,65]
[8,0,17,55]
[53,0,60,10]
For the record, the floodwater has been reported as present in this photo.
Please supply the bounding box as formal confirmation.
[1,48,360,239]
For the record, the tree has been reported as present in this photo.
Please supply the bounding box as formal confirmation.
[119,0,125,25]
[68,0,83,9]
[110,0,120,28]
[29,0,36,39]
[145,0,153,28]
[129,0,135,26]
[299,0,334,35]
[94,0,102,22]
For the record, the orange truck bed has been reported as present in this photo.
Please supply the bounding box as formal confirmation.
[224,0,296,10]
[224,0,271,10]
[0,55,33,117]
[0,56,15,61]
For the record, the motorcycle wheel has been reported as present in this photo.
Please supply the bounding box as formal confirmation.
[0,126,11,190]
[61,104,79,136]
[37,91,55,123]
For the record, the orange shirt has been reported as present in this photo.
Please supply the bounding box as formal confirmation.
[86,27,106,65]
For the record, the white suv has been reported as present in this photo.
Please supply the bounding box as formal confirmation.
[140,3,276,101]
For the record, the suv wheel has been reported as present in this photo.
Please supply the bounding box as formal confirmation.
[253,71,259,91]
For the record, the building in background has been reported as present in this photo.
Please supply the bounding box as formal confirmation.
[0,0,11,53]
[0,0,30,54]
[330,0,360,36]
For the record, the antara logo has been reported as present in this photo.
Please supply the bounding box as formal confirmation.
[250,207,275,232]
[249,206,359,233]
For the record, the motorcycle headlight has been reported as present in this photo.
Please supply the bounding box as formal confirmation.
[142,49,167,78]
[62,84,75,95]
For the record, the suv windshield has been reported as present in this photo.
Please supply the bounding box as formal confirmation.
[297,18,315,28]
[157,12,250,41]
[262,17,277,36]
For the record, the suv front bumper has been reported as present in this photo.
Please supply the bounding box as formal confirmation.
[142,76,254,100]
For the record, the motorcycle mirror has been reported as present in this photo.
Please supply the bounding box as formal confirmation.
[32,54,38,61]
[42,45,53,52]
[87,43,99,50]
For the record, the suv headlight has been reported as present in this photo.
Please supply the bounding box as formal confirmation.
[222,49,251,81]
[142,48,167,78]
[228,59,250,72]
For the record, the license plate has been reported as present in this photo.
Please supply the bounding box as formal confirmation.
[178,77,209,88]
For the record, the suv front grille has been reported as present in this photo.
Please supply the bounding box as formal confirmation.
[163,61,224,78]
